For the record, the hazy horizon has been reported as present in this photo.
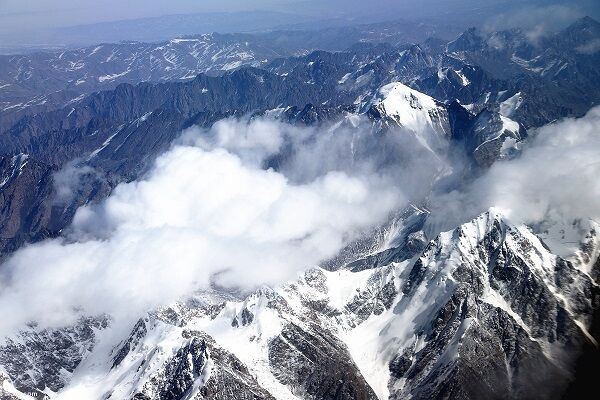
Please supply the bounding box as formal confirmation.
[1,0,598,50]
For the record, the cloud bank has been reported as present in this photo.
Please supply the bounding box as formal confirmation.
[0,118,405,335]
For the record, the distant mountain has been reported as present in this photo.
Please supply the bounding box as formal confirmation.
[0,11,321,50]
[2,17,597,131]
[267,17,600,128]
[444,16,600,124]
[0,33,296,126]
[0,19,460,124]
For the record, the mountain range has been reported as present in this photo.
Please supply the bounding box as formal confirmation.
[0,14,599,400]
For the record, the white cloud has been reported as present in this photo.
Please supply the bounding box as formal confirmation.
[576,38,600,54]
[0,118,403,336]
[184,117,288,166]
[427,106,600,232]
[52,161,98,205]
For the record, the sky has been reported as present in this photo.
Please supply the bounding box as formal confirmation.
[1,0,597,30]
[0,0,293,26]
[4,0,297,31]
[0,0,598,49]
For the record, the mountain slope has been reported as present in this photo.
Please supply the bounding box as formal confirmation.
[1,209,597,399]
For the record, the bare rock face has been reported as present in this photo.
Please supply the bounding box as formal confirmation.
[386,211,599,400]
[0,153,115,255]
[268,323,378,400]
[159,337,210,400]
[0,316,109,397]
[0,154,55,254]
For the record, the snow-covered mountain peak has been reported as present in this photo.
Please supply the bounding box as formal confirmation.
[369,82,451,154]
[376,82,439,117]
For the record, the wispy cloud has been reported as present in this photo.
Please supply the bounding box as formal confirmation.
[427,106,600,232]
[483,4,585,42]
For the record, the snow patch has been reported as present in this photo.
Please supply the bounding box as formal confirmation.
[499,92,523,118]
[98,70,130,82]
